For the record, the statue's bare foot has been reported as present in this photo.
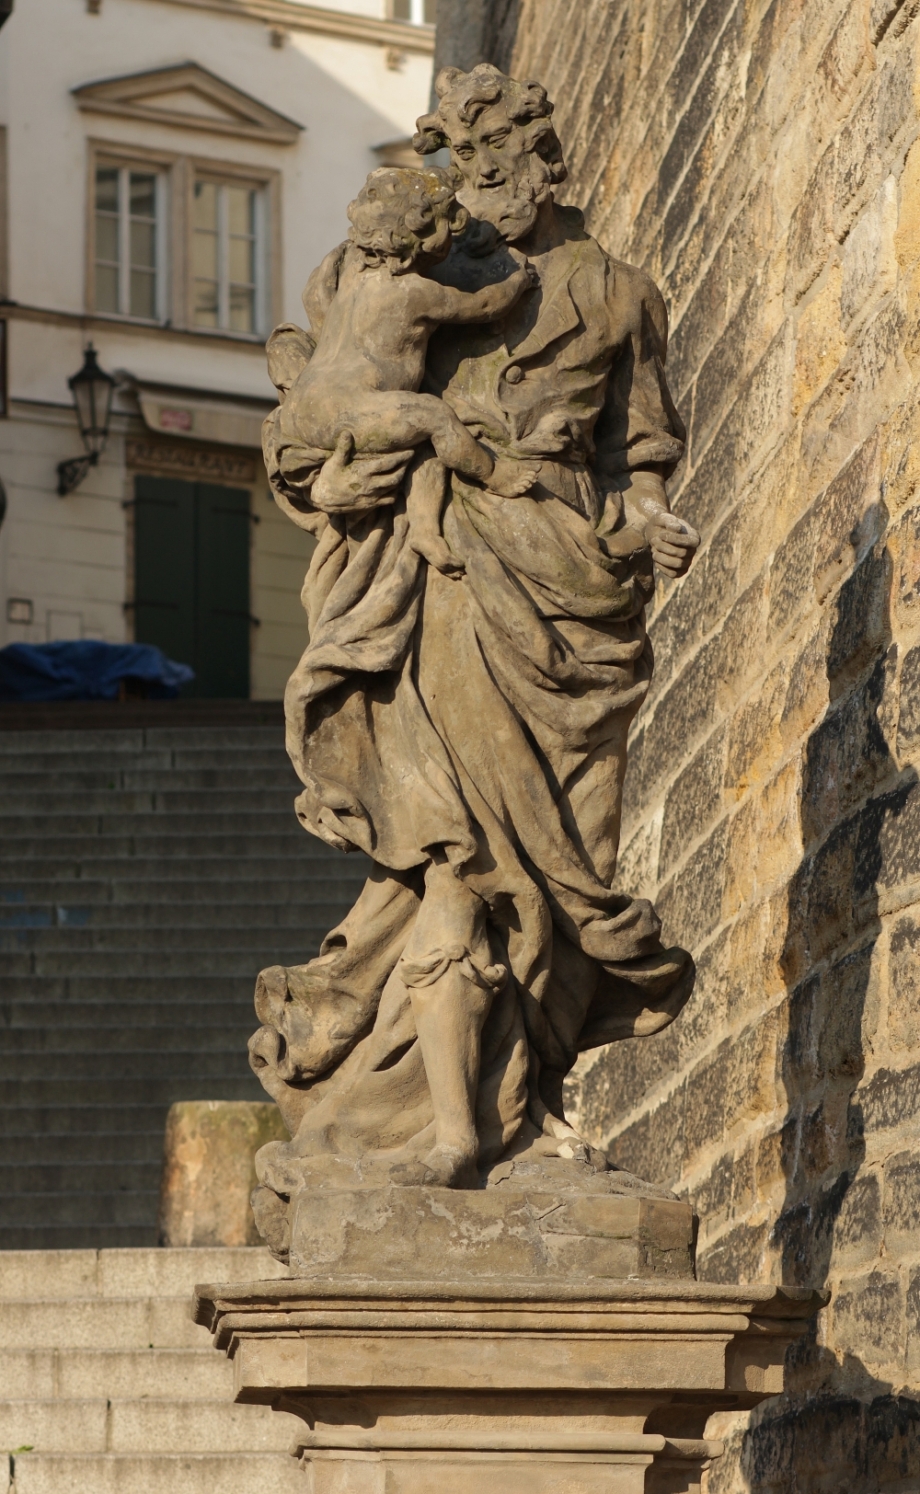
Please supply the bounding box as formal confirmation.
[412,536,465,577]
[487,457,540,498]
[390,1144,479,1189]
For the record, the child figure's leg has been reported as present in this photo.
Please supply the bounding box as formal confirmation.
[406,450,464,577]
[337,392,539,498]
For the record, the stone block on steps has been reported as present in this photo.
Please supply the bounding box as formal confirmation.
[158,1102,289,1248]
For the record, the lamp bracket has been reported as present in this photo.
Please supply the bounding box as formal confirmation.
[57,451,97,497]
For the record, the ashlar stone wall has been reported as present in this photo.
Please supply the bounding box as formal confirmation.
[508,1,920,1486]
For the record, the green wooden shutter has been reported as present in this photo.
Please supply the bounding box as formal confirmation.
[133,475,251,698]
[195,483,251,699]
[134,475,196,677]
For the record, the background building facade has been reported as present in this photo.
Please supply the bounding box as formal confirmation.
[0,0,433,697]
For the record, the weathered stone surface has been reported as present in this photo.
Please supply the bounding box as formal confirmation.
[280,1182,694,1281]
[157,1101,288,1249]
[194,1274,824,1494]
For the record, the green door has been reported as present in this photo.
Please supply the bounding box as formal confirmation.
[134,475,251,698]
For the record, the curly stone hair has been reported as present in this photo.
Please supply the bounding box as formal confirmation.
[346,166,469,272]
[413,63,567,187]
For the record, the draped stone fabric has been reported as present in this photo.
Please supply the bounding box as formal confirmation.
[250,209,694,1183]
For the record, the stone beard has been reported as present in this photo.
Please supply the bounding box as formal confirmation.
[251,62,702,1259]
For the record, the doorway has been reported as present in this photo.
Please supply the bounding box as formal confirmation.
[133,474,251,698]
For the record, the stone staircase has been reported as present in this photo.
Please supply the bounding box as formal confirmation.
[0,711,369,1249]
[0,1245,305,1493]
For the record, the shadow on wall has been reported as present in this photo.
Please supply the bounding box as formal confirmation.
[722,504,920,1490]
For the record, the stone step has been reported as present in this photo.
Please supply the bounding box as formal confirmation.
[0,832,319,861]
[0,1397,302,1455]
[4,1450,306,1494]
[1,1189,162,1229]
[0,901,357,933]
[1,1027,253,1063]
[2,1003,254,1033]
[0,1076,261,1108]
[0,810,302,838]
[0,874,364,907]
[5,1132,167,1164]
[2,1346,230,1400]
[0,976,257,1002]
[0,789,299,816]
[0,1225,158,1249]
[0,1050,258,1081]
[2,947,323,977]
[0,1296,208,1350]
[0,1105,180,1136]
[0,745,290,775]
[0,851,361,881]
[0,1245,284,1300]
[0,726,283,755]
[0,1161,164,1196]
[0,766,296,793]
[0,927,330,956]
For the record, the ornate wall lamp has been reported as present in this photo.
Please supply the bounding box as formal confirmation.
[57,345,116,496]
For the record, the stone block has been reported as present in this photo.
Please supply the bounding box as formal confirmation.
[856,1061,920,1136]
[696,1219,770,1285]
[832,1169,883,1268]
[282,1182,695,1281]
[832,1271,903,1368]
[896,645,920,756]
[800,651,895,847]
[881,1147,920,1250]
[158,1101,288,1249]
[656,817,728,948]
[889,913,920,1056]
[841,176,899,327]
[659,726,726,875]
[683,1013,779,1157]
[606,1085,687,1186]
[794,265,847,415]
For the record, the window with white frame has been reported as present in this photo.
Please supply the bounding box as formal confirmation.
[391,0,437,24]
[94,164,166,321]
[192,177,264,336]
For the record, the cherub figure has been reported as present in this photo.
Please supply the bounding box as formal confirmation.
[276,166,539,574]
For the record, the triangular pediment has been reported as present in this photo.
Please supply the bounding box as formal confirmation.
[73,63,303,145]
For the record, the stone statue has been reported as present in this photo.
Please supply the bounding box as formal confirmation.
[249,64,702,1248]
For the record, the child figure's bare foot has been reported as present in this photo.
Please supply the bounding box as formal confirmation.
[412,535,466,578]
[487,457,540,498]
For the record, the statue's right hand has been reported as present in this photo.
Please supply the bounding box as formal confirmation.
[312,430,413,513]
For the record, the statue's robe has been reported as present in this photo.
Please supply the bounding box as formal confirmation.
[254,211,694,1177]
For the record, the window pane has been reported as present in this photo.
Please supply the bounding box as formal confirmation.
[194,280,219,327]
[229,284,254,333]
[130,268,156,320]
[130,219,156,271]
[423,0,437,20]
[95,213,119,264]
[392,0,410,16]
[129,172,156,220]
[192,230,218,281]
[227,185,254,237]
[95,167,119,213]
[193,180,218,231]
[229,234,254,286]
[95,263,119,313]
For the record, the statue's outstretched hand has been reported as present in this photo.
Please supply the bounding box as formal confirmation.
[646,510,700,578]
[312,431,413,514]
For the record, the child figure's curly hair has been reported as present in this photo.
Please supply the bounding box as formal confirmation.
[347,166,468,273]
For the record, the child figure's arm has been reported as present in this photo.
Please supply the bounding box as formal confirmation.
[414,255,537,326]
[623,470,700,579]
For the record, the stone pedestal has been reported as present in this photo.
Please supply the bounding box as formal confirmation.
[194,1272,825,1493]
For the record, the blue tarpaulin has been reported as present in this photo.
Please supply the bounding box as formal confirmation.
[0,641,195,702]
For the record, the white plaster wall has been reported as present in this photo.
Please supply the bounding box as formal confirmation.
[0,0,432,666]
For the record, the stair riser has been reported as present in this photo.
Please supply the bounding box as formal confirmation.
[0,1400,301,1455]
[0,1077,263,1107]
[5,1451,306,1494]
[3,949,323,976]
[1,1008,255,1036]
[0,903,358,933]
[1,1348,231,1400]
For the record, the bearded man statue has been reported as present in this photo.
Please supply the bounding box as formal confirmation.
[250,64,701,1248]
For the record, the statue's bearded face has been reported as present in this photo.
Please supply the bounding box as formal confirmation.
[445,100,553,243]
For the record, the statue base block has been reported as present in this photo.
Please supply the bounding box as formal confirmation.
[285,1184,695,1280]
[194,1273,825,1494]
